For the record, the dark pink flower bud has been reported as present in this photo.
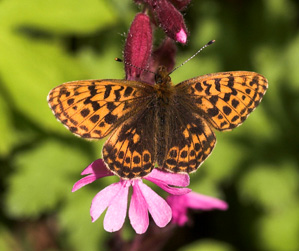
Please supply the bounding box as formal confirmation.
[124,13,152,80]
[141,38,177,84]
[170,0,191,11]
[151,0,188,44]
[153,38,177,72]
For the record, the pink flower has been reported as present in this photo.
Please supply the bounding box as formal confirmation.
[167,192,228,226]
[72,159,191,234]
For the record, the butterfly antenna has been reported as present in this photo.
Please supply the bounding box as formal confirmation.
[169,40,216,75]
[115,58,156,75]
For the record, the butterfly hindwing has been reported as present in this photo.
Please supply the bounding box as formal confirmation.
[102,103,156,179]
[176,71,268,131]
[159,105,216,174]
[48,80,154,139]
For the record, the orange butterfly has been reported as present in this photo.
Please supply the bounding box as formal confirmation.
[48,66,267,179]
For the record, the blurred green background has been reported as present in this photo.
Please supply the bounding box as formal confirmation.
[0,0,298,250]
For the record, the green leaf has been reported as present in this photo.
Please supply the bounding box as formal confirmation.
[257,202,299,251]
[0,94,17,157]
[0,30,86,133]
[172,55,221,85]
[59,188,108,251]
[77,47,124,80]
[5,140,90,218]
[285,34,299,90]
[202,136,245,182]
[179,239,235,251]
[0,0,116,34]
[0,226,20,251]
[238,161,299,211]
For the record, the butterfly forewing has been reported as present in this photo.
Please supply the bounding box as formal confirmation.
[48,80,154,139]
[176,71,268,131]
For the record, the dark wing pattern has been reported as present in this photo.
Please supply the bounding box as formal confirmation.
[175,71,268,131]
[158,104,216,174]
[102,101,156,179]
[48,80,154,139]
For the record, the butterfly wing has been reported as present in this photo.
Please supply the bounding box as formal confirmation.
[161,71,268,174]
[175,71,268,131]
[47,79,154,139]
[102,100,156,179]
[159,104,216,174]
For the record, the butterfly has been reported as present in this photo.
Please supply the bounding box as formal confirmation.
[48,66,268,179]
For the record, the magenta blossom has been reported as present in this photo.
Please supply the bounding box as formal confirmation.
[167,192,228,226]
[72,159,191,234]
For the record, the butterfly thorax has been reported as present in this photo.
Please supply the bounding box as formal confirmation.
[154,66,173,104]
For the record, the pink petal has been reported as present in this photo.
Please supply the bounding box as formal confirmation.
[104,181,130,232]
[72,159,113,192]
[145,169,190,187]
[172,210,188,226]
[176,28,187,44]
[138,182,172,228]
[186,193,228,211]
[167,195,189,226]
[72,174,98,192]
[156,183,191,195]
[129,180,149,234]
[90,182,123,222]
[81,159,113,176]
[145,169,190,195]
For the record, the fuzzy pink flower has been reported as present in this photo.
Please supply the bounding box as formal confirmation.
[167,192,228,226]
[72,159,191,234]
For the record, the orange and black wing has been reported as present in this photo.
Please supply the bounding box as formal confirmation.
[102,101,156,179]
[47,79,154,139]
[48,79,156,179]
[158,104,216,174]
[175,71,268,131]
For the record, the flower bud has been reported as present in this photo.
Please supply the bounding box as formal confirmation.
[170,0,191,11]
[124,13,152,80]
[140,38,177,84]
[151,0,188,43]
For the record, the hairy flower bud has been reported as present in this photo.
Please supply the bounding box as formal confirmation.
[141,38,177,84]
[124,13,152,80]
[151,0,188,43]
[170,0,191,11]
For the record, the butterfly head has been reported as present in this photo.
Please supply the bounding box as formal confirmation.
[155,66,171,87]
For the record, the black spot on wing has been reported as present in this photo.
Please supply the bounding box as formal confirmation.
[81,108,90,117]
[223,106,232,115]
[208,107,219,117]
[104,85,112,99]
[124,87,134,97]
[105,113,118,124]
[90,115,100,123]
